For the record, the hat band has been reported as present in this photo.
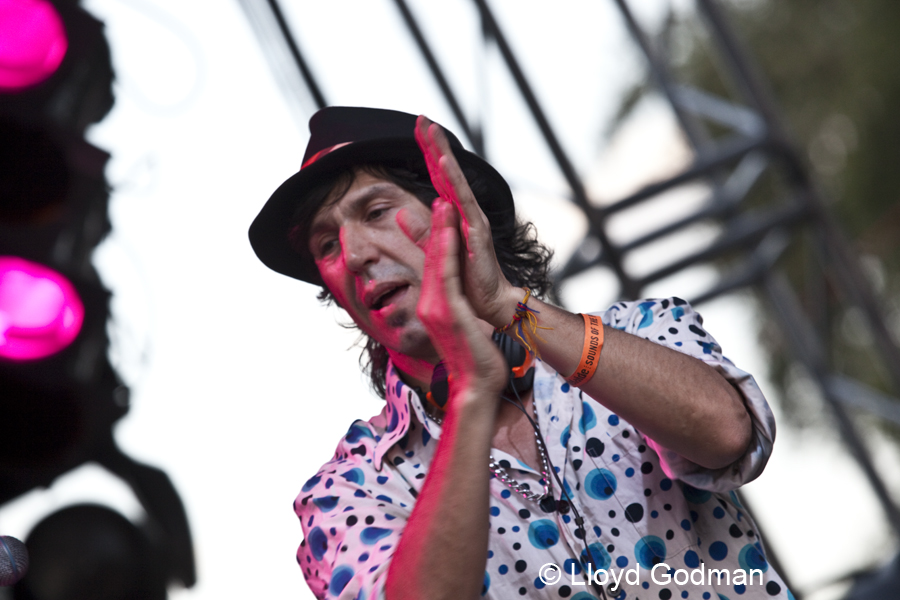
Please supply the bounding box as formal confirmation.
[301,141,353,169]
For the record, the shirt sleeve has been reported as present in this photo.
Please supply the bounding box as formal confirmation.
[603,297,776,493]
[295,424,410,600]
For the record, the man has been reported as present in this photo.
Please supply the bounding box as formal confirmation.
[250,107,789,600]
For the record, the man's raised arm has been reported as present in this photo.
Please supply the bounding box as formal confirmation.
[414,116,753,472]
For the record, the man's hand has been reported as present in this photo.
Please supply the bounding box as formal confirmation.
[402,193,508,396]
[413,116,521,330]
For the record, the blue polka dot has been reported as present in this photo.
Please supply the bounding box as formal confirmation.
[703,594,710,599]
[580,543,611,570]
[482,572,490,596]
[345,423,375,443]
[498,564,508,574]
[386,408,399,432]
[360,527,392,545]
[682,593,689,599]
[313,496,339,512]
[560,425,571,447]
[738,543,768,573]
[608,415,620,426]
[713,507,725,519]
[734,584,746,595]
[534,577,546,590]
[709,541,728,561]
[638,301,655,328]
[490,506,500,517]
[612,454,620,462]
[585,468,617,500]
[564,558,581,575]
[501,489,511,499]
[579,402,597,434]
[634,536,667,570]
[684,550,700,569]
[308,526,328,561]
[625,467,635,477]
[528,519,560,549]
[358,552,369,562]
[340,468,365,485]
[660,478,673,491]
[301,475,322,492]
[650,510,659,518]
[681,519,691,531]
[377,475,388,484]
[561,382,571,392]
[488,551,493,559]
[512,526,520,532]
[329,565,354,596]
[616,556,629,568]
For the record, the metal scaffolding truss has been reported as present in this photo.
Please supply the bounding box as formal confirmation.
[240,0,900,594]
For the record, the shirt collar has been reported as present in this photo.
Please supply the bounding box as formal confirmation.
[373,360,443,471]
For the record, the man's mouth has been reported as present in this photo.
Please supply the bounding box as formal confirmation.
[369,284,409,311]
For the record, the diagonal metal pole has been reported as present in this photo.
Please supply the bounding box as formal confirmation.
[265,0,327,110]
[696,0,900,395]
[392,0,483,155]
[471,0,638,299]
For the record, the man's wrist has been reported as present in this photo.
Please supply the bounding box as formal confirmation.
[488,284,533,331]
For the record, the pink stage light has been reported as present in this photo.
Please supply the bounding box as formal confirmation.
[0,0,68,91]
[0,257,84,361]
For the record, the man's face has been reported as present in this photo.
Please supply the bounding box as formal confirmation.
[309,170,438,364]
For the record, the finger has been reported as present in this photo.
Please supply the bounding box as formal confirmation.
[427,198,460,291]
[419,199,461,317]
[415,115,446,189]
[416,117,458,203]
[428,125,487,233]
[396,206,431,250]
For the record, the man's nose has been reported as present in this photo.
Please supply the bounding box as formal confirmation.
[340,226,378,273]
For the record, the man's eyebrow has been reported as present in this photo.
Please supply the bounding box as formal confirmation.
[309,183,407,235]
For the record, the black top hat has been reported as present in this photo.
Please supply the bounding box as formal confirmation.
[248,106,515,284]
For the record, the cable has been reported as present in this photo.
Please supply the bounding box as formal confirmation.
[502,383,610,599]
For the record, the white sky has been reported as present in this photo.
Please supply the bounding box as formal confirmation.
[2,1,899,599]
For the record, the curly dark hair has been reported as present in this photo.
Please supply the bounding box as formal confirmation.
[288,155,554,399]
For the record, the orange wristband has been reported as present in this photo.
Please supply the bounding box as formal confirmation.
[565,314,603,387]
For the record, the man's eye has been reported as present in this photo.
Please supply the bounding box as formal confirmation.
[318,239,338,256]
[366,207,387,221]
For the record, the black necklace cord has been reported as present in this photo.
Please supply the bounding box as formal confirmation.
[502,384,609,600]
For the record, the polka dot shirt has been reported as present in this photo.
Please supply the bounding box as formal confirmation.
[294,298,791,600]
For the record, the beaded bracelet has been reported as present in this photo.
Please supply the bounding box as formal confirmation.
[494,287,551,357]
[565,313,603,387]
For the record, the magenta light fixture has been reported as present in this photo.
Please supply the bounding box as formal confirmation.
[0,0,68,91]
[0,256,84,361]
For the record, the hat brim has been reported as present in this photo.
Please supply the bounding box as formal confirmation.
[249,136,515,284]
